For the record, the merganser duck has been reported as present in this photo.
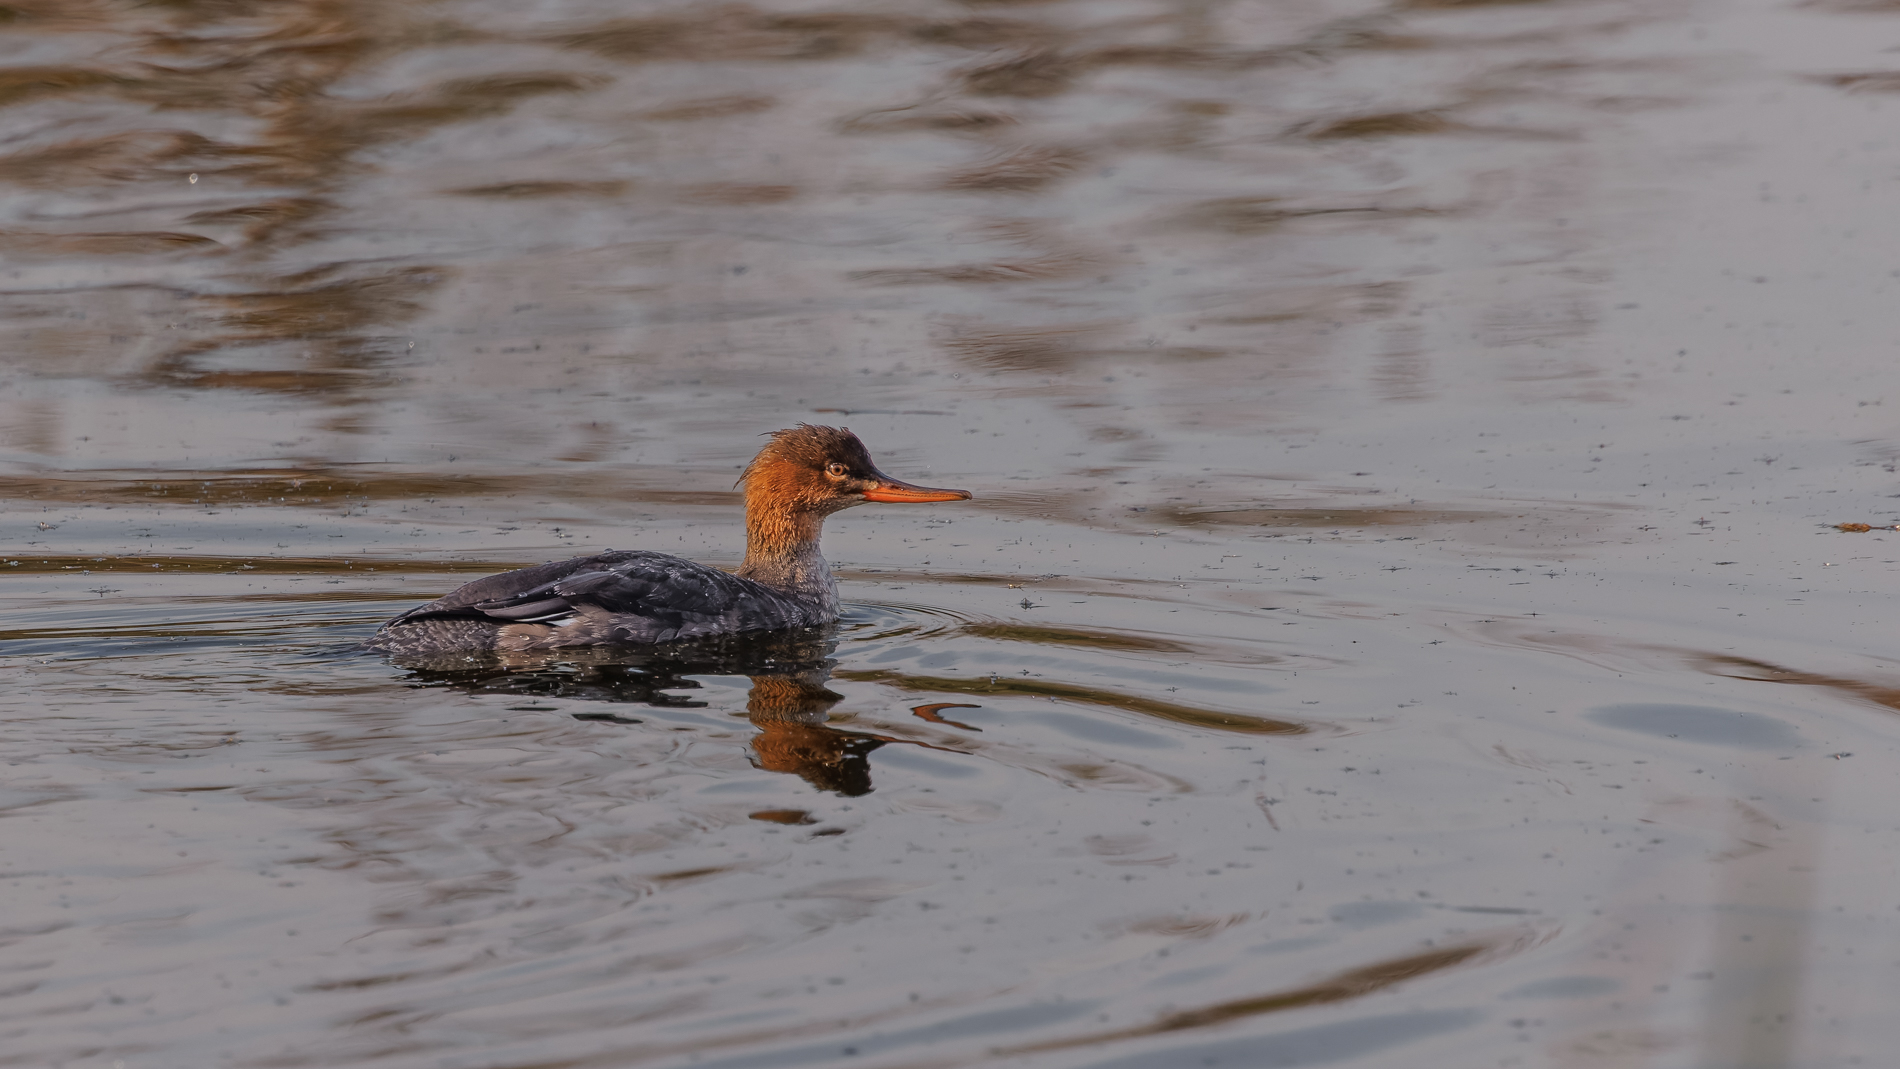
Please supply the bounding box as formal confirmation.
[367,425,971,656]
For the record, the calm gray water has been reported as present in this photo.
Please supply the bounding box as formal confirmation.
[7,0,1900,1066]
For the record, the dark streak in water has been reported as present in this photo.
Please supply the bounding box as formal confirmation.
[184,197,332,245]
[999,934,1521,1055]
[834,669,1310,735]
[1403,0,1560,7]
[1693,652,1900,714]
[0,66,127,107]
[1163,506,1507,528]
[0,230,221,257]
[940,145,1089,193]
[748,808,816,825]
[446,180,631,198]
[835,103,1019,135]
[912,702,982,731]
[958,622,1199,655]
[549,9,906,63]
[1170,198,1435,236]
[1296,110,1458,139]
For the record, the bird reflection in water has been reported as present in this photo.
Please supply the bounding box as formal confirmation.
[741,671,882,796]
[388,627,963,796]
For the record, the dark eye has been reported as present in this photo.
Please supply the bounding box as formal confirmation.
[825,462,848,478]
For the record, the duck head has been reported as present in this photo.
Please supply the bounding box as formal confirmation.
[739,425,971,518]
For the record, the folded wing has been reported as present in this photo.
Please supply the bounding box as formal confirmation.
[384,550,811,643]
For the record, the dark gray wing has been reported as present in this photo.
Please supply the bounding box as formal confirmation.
[381,550,813,642]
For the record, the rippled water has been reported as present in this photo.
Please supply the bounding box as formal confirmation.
[9,0,1900,1065]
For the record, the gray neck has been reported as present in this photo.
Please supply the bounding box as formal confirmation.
[736,527,839,614]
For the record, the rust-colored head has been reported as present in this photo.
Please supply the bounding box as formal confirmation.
[738,425,971,517]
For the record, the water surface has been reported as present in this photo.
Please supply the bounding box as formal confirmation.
[7,0,1900,1066]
